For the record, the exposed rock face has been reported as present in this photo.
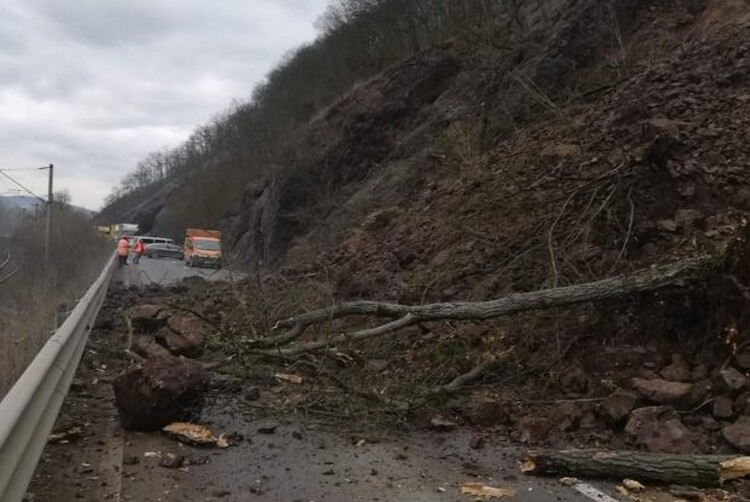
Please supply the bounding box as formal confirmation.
[113,357,208,430]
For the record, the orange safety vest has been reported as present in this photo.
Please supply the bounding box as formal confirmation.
[134,241,144,253]
[117,238,130,256]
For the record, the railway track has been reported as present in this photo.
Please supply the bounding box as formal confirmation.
[0,246,22,285]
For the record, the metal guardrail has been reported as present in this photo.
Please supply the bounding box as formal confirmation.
[0,254,116,502]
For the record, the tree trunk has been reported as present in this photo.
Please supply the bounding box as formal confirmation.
[522,450,750,487]
[252,256,714,351]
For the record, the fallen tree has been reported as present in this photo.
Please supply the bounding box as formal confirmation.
[521,450,750,487]
[247,256,715,356]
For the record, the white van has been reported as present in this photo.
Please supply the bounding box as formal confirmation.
[131,236,174,249]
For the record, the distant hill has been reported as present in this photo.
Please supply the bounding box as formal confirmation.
[2,195,43,212]
[0,195,93,237]
[1,195,93,215]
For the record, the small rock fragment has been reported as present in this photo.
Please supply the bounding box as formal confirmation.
[723,417,750,454]
[469,435,487,450]
[159,454,185,469]
[713,395,734,419]
[122,454,140,466]
[597,388,639,424]
[632,378,692,404]
[721,367,747,391]
[258,422,279,434]
[244,387,261,401]
[660,361,692,382]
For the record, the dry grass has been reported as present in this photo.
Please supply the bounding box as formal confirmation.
[0,207,110,398]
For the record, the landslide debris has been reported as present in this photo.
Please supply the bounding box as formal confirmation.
[97,0,750,487]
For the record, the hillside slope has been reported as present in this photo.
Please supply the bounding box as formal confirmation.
[225,0,749,303]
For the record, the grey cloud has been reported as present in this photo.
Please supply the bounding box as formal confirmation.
[0,0,330,209]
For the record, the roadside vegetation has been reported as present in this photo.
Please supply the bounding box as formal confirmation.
[0,202,110,397]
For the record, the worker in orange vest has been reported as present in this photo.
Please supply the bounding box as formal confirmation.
[117,236,129,267]
[133,239,145,264]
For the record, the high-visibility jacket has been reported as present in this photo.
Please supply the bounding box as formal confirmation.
[134,241,144,254]
[117,238,130,257]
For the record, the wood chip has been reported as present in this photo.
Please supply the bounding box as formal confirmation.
[622,479,645,491]
[460,482,516,499]
[274,373,303,384]
[162,422,228,448]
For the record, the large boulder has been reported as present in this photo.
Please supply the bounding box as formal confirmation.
[113,357,208,430]
[156,314,206,358]
[625,406,698,453]
[130,304,167,332]
[132,335,172,359]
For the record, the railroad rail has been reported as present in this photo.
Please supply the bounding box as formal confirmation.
[0,248,10,270]
[0,254,115,502]
[0,247,22,285]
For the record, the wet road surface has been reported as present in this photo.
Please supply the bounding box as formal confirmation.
[115,254,241,287]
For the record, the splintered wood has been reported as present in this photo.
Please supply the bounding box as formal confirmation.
[461,482,516,499]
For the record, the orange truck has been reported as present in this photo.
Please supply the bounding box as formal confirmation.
[184,228,223,268]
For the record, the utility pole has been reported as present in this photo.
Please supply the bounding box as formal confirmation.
[40,164,53,263]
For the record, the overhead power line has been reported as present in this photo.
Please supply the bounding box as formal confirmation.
[0,167,49,171]
[0,170,47,204]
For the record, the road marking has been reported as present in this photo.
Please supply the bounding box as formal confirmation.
[98,417,124,501]
[573,482,621,502]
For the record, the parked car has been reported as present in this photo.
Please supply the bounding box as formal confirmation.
[143,243,184,260]
[131,235,174,249]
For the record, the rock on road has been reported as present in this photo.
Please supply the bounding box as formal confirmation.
[115,255,241,287]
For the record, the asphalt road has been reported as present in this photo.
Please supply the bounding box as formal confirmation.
[114,254,241,287]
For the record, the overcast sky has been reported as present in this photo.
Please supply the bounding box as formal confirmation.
[0,0,329,210]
